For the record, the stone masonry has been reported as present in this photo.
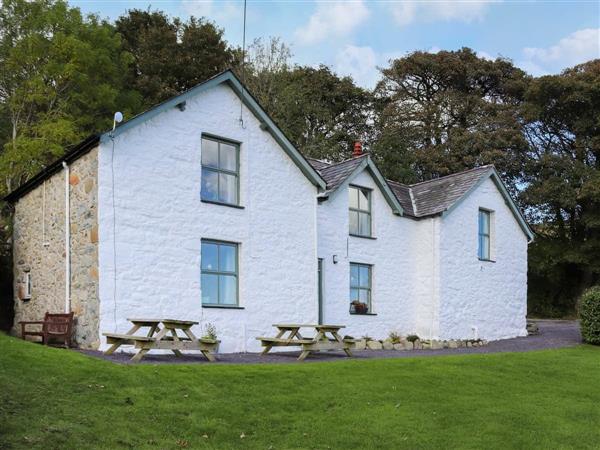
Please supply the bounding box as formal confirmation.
[12,147,100,348]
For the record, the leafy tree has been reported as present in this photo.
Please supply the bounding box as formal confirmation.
[0,0,140,194]
[115,9,236,108]
[374,48,530,184]
[522,60,600,315]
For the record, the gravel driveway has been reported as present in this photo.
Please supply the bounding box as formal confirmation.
[81,320,582,365]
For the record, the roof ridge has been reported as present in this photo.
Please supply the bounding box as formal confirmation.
[319,154,368,171]
[409,165,494,187]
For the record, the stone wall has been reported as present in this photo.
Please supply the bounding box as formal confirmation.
[12,147,100,348]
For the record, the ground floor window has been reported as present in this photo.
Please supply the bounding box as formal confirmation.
[350,263,371,314]
[201,240,238,306]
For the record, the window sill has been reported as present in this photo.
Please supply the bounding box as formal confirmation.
[478,258,496,263]
[350,312,377,316]
[202,304,245,310]
[349,234,377,240]
[201,199,245,209]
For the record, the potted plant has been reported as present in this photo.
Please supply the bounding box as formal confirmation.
[351,300,369,314]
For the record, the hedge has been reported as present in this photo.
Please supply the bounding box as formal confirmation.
[579,286,600,345]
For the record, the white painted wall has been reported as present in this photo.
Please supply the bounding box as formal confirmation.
[98,84,319,353]
[438,177,528,340]
[317,170,418,341]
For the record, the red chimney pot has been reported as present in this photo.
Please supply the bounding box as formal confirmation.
[353,141,363,157]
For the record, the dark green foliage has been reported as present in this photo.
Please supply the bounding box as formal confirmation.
[523,61,600,315]
[579,286,600,345]
[115,9,236,109]
[374,48,530,186]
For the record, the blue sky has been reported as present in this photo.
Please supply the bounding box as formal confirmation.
[71,0,600,88]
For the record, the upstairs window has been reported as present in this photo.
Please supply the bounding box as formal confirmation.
[201,136,239,206]
[478,209,492,260]
[201,240,239,306]
[349,186,371,237]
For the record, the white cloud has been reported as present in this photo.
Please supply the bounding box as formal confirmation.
[389,1,495,26]
[335,45,379,87]
[181,0,241,22]
[294,1,370,45]
[520,28,600,75]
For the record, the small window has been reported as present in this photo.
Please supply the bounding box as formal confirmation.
[201,136,239,205]
[201,240,238,306]
[23,272,32,300]
[350,263,371,314]
[349,186,371,237]
[478,209,492,260]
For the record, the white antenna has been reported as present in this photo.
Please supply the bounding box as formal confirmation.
[112,111,123,131]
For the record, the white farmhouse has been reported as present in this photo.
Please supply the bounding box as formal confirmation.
[6,71,533,352]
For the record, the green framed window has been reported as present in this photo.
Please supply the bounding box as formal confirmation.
[201,135,240,205]
[349,185,371,237]
[201,240,239,306]
[478,209,491,260]
[350,263,371,313]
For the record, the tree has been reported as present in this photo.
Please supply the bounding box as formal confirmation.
[0,0,140,194]
[246,62,374,161]
[522,60,600,315]
[374,48,530,184]
[115,9,236,108]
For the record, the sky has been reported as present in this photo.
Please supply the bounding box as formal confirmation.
[71,0,600,88]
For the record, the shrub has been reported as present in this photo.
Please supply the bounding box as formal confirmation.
[388,331,401,344]
[202,323,218,340]
[579,286,600,345]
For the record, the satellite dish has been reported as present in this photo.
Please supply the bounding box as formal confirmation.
[112,111,124,132]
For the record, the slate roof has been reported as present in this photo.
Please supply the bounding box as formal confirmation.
[307,157,496,219]
[406,166,494,217]
[315,155,368,194]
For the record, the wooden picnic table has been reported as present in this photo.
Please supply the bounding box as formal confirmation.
[102,318,219,363]
[257,324,355,361]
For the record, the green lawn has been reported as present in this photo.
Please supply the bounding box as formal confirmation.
[1,333,599,449]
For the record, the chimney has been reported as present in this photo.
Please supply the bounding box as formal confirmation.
[353,141,363,157]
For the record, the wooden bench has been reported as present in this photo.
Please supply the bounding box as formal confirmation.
[20,312,74,348]
[102,319,219,362]
[257,324,355,361]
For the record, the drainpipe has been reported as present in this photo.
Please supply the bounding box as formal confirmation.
[62,161,71,313]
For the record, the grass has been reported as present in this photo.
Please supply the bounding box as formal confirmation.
[1,333,599,449]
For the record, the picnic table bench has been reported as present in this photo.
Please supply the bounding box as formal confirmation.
[257,324,356,361]
[102,318,219,363]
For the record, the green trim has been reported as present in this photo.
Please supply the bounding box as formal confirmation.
[202,305,245,310]
[317,258,323,325]
[201,239,239,307]
[201,199,245,209]
[349,234,377,240]
[201,135,240,206]
[442,168,534,242]
[324,156,403,215]
[349,185,372,237]
[101,71,326,190]
[478,209,491,260]
[349,262,372,314]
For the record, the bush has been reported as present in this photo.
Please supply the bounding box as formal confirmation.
[579,286,600,345]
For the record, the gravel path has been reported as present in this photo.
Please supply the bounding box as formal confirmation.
[81,320,581,365]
